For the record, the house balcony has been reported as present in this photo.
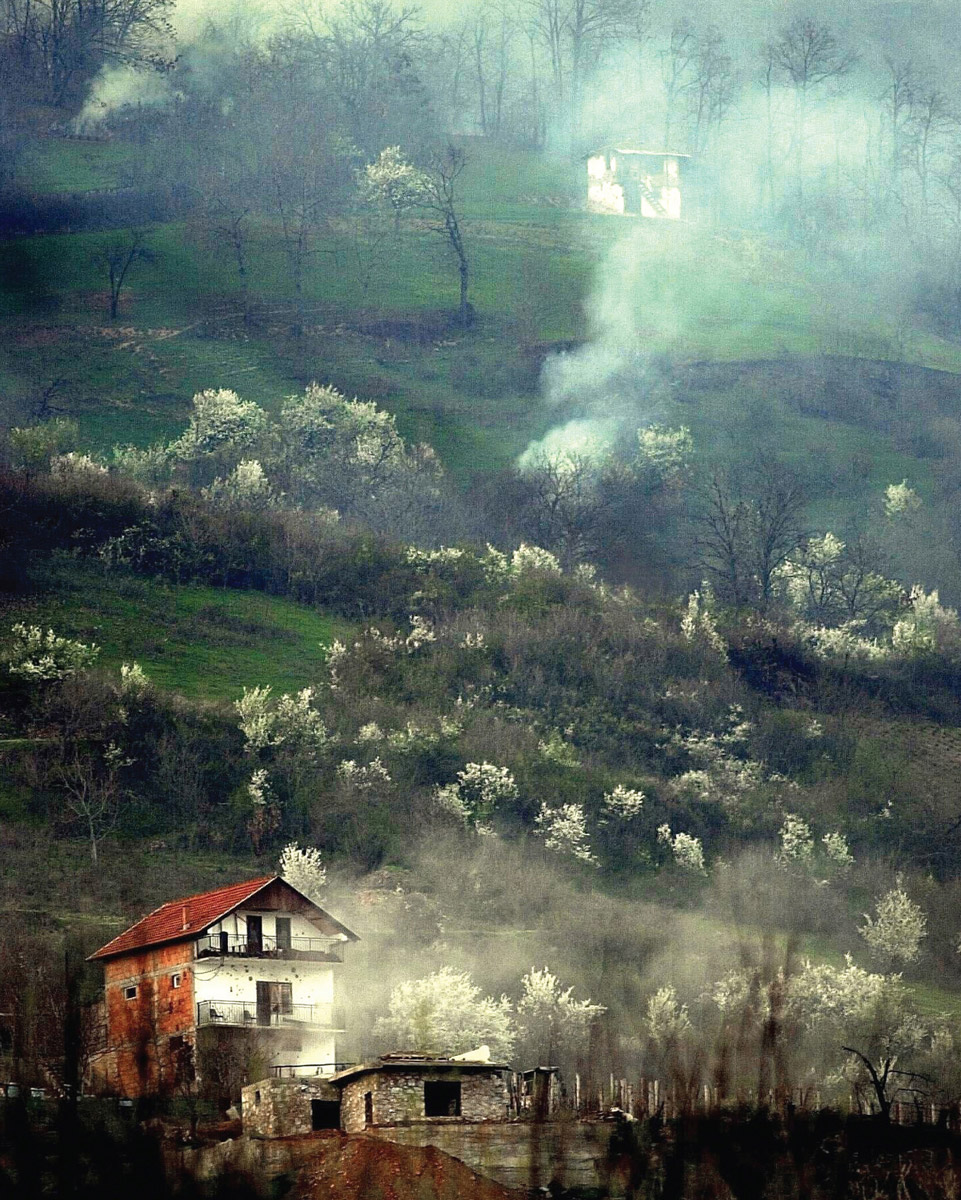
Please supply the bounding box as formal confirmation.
[196,1000,345,1030]
[196,934,345,963]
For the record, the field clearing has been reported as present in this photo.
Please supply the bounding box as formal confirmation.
[0,565,348,701]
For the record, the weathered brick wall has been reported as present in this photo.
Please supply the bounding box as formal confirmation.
[340,1069,509,1132]
[242,1078,340,1139]
[98,944,195,1097]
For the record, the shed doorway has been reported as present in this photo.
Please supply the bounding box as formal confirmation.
[311,1099,340,1130]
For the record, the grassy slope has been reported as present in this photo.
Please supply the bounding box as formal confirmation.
[7,140,961,1007]
[7,136,961,488]
[0,564,347,701]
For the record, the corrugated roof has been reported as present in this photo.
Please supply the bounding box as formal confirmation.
[88,876,276,961]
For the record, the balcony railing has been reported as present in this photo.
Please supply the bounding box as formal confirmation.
[196,934,345,962]
[196,1000,340,1029]
[269,1062,355,1079]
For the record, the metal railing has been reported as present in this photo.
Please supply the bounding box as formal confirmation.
[196,1000,335,1028]
[196,934,344,962]
[269,1062,355,1079]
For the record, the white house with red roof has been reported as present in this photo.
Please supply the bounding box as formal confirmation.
[88,876,358,1099]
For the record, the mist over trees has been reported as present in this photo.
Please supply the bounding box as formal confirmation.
[4,0,961,329]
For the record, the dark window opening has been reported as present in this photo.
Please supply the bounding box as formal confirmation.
[364,1091,373,1127]
[424,1080,461,1117]
[123,985,137,1001]
[247,915,263,952]
[254,1090,261,1105]
[275,917,291,951]
[311,1099,340,1130]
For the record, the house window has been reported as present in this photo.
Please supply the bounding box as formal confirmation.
[275,917,291,951]
[255,980,292,1024]
[171,973,181,989]
[424,1081,461,1117]
[254,1090,261,1105]
[123,986,138,1001]
[364,1091,373,1127]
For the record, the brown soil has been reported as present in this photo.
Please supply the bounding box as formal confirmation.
[290,1132,524,1200]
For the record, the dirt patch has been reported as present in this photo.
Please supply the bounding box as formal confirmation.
[288,1132,524,1200]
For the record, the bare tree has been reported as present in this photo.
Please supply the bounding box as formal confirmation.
[660,20,697,150]
[420,144,472,328]
[97,228,154,321]
[54,744,131,866]
[768,17,857,201]
[514,451,605,567]
[907,88,958,212]
[690,460,807,611]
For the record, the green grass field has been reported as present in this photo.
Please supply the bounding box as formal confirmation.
[0,565,348,701]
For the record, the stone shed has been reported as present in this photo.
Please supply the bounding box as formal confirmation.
[242,1076,341,1138]
[331,1054,511,1132]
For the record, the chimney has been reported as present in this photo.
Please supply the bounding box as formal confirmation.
[181,905,189,931]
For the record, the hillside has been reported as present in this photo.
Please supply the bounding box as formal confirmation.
[6,129,961,1142]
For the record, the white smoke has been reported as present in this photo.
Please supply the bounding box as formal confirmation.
[74,0,278,129]
[74,65,175,132]
[519,224,664,468]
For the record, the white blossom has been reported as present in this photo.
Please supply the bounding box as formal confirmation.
[537,729,580,767]
[884,480,922,518]
[374,966,515,1060]
[510,543,562,576]
[337,757,391,789]
[6,624,99,681]
[248,768,272,807]
[601,785,645,821]
[405,614,436,652]
[535,801,597,865]
[50,451,107,476]
[202,459,280,511]
[172,388,267,460]
[635,425,692,480]
[777,813,815,866]
[821,831,854,869]
[657,824,706,872]
[860,879,927,965]
[643,986,691,1043]
[279,842,327,901]
[119,661,150,695]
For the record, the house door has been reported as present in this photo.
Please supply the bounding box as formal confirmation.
[256,981,271,1025]
[247,915,262,953]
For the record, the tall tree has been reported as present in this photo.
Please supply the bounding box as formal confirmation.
[768,17,857,202]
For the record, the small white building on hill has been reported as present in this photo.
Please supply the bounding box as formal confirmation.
[587,149,687,219]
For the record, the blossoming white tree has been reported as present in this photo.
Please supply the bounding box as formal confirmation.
[535,801,597,866]
[860,880,927,966]
[279,842,327,902]
[6,624,99,681]
[515,967,605,1065]
[374,966,515,1060]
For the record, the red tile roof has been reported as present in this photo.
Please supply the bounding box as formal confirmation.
[88,876,277,961]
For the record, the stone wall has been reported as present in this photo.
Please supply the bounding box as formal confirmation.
[366,1120,629,1194]
[340,1069,510,1133]
[242,1078,340,1139]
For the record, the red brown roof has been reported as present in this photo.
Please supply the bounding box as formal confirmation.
[88,875,277,961]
